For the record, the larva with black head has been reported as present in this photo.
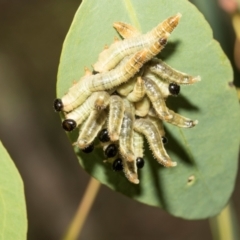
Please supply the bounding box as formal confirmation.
[133,131,145,169]
[76,110,107,149]
[143,77,173,120]
[62,91,110,131]
[119,99,139,184]
[134,118,177,167]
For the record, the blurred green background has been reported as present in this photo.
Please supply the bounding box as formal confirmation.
[0,0,239,239]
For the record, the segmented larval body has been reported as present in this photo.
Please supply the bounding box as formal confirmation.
[165,110,198,128]
[146,115,165,136]
[148,107,198,128]
[89,50,148,91]
[143,71,170,98]
[127,76,145,102]
[134,96,151,117]
[148,58,201,84]
[108,95,125,141]
[61,75,92,112]
[143,77,173,120]
[60,50,145,112]
[77,110,107,149]
[93,13,182,72]
[65,91,110,127]
[134,118,177,167]
[119,99,139,184]
[133,131,144,158]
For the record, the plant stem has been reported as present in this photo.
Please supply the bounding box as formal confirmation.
[63,177,101,240]
[209,202,240,240]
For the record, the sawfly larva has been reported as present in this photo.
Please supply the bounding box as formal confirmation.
[93,13,181,72]
[108,95,125,141]
[127,76,145,102]
[148,58,201,85]
[134,96,151,117]
[77,110,107,149]
[149,107,198,128]
[119,99,139,184]
[62,91,110,131]
[143,77,173,120]
[134,118,177,167]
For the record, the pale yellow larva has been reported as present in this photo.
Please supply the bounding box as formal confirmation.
[127,76,145,102]
[148,58,201,84]
[119,99,139,184]
[59,49,145,112]
[133,131,144,158]
[165,110,198,128]
[108,95,125,141]
[89,49,149,91]
[146,115,165,136]
[143,71,170,98]
[143,77,173,120]
[77,110,108,149]
[148,107,198,128]
[134,96,151,117]
[116,76,136,96]
[64,91,110,127]
[61,75,92,112]
[134,118,177,167]
[93,13,181,72]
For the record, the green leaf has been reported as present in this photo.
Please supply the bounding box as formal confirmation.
[0,142,27,239]
[57,0,240,219]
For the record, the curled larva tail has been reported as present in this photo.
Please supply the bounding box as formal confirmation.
[108,95,125,141]
[149,13,182,39]
[113,22,141,39]
[77,110,107,149]
[134,118,177,167]
[127,77,145,102]
[148,107,198,128]
[134,96,151,117]
[64,91,110,128]
[149,58,201,85]
[165,110,198,128]
[143,77,173,120]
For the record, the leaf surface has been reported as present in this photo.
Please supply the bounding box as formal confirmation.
[57,0,240,219]
[0,142,27,239]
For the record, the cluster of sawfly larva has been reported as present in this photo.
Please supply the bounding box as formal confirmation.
[54,13,200,184]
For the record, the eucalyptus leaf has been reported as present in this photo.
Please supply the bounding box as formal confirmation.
[0,142,27,239]
[57,0,240,219]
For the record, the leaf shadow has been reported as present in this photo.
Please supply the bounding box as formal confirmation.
[144,144,169,209]
[167,94,200,112]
